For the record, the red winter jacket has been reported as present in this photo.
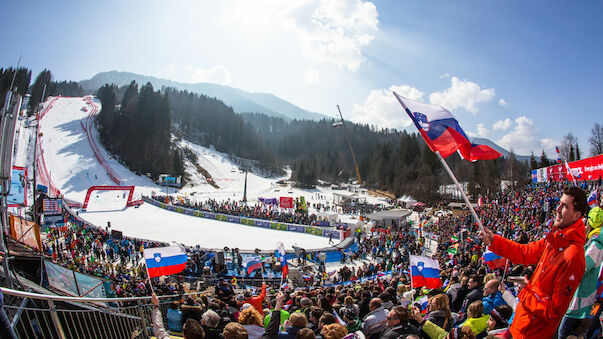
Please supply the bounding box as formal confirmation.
[489,218,586,339]
[245,283,266,314]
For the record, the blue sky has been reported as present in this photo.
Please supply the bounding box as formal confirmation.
[1,0,601,156]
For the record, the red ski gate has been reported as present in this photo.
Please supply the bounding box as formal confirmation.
[82,186,138,209]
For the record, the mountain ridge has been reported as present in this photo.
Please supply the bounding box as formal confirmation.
[80,71,331,121]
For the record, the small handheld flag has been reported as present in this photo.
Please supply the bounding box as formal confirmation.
[144,246,188,278]
[588,190,598,208]
[242,256,263,275]
[410,255,442,289]
[483,249,507,270]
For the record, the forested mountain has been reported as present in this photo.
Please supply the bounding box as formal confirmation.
[96,81,179,180]
[0,67,31,106]
[80,71,329,121]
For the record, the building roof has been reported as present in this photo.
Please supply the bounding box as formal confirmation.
[366,209,412,221]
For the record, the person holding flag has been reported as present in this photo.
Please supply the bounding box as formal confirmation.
[480,186,588,339]
[143,246,188,292]
[409,255,442,289]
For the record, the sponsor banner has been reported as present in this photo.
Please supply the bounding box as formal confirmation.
[73,271,107,298]
[256,220,271,228]
[334,223,348,229]
[241,218,255,226]
[193,211,203,217]
[280,197,294,209]
[305,226,322,236]
[183,209,194,216]
[174,207,184,213]
[216,214,228,221]
[270,222,287,231]
[288,224,306,233]
[10,215,43,251]
[323,229,341,239]
[315,221,330,227]
[537,154,603,182]
[531,170,537,183]
[203,212,216,219]
[7,166,27,207]
[227,216,241,223]
[45,260,79,296]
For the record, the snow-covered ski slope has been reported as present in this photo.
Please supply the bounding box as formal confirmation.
[37,96,335,250]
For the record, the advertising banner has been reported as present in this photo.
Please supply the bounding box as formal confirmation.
[315,221,330,227]
[203,212,216,219]
[44,215,64,227]
[256,220,271,228]
[73,271,107,298]
[322,229,341,239]
[537,154,603,182]
[531,170,537,183]
[305,226,322,236]
[9,215,43,251]
[45,260,79,296]
[288,224,306,233]
[279,197,294,209]
[227,216,241,223]
[7,166,27,207]
[270,222,287,231]
[216,214,228,221]
[241,218,255,226]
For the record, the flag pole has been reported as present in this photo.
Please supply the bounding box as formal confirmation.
[435,151,486,234]
[144,261,156,295]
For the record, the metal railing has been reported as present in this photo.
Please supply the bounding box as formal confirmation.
[1,287,206,339]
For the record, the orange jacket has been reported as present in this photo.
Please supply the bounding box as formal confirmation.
[246,283,267,314]
[489,218,586,339]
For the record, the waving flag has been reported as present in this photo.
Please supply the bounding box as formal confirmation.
[588,190,599,208]
[242,256,263,275]
[410,255,442,289]
[276,241,289,277]
[144,246,188,278]
[393,92,501,161]
[483,249,507,270]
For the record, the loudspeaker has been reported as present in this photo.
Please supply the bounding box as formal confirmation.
[216,251,225,265]
[111,229,122,239]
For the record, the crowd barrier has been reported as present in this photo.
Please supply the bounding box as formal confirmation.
[81,97,123,185]
[143,197,345,240]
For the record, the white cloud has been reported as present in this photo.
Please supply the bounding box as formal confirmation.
[192,65,232,85]
[439,73,451,79]
[350,84,424,130]
[492,118,512,131]
[304,67,320,84]
[498,98,507,106]
[280,0,379,71]
[497,116,555,156]
[429,77,495,114]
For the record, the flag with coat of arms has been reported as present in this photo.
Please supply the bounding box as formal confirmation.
[410,255,442,289]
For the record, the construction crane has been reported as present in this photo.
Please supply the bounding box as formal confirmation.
[335,105,362,186]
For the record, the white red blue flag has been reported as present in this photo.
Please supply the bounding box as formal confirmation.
[410,255,442,289]
[588,189,598,207]
[144,246,188,278]
[483,249,507,270]
[276,241,289,277]
[242,256,263,275]
[393,92,501,161]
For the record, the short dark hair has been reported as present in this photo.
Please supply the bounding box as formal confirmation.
[390,306,409,323]
[564,186,587,218]
[183,318,205,339]
[297,328,316,339]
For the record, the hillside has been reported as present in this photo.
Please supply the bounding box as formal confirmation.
[80,71,330,121]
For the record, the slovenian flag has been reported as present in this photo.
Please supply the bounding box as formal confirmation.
[144,246,188,278]
[276,241,289,277]
[410,255,442,289]
[588,190,598,207]
[393,92,501,162]
[483,249,507,270]
[242,256,263,275]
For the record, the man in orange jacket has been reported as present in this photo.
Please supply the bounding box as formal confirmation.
[481,186,587,339]
[244,282,267,314]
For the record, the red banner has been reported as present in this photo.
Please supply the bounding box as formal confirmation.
[279,197,294,209]
[543,154,603,182]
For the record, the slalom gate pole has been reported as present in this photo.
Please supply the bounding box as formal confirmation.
[435,151,485,234]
